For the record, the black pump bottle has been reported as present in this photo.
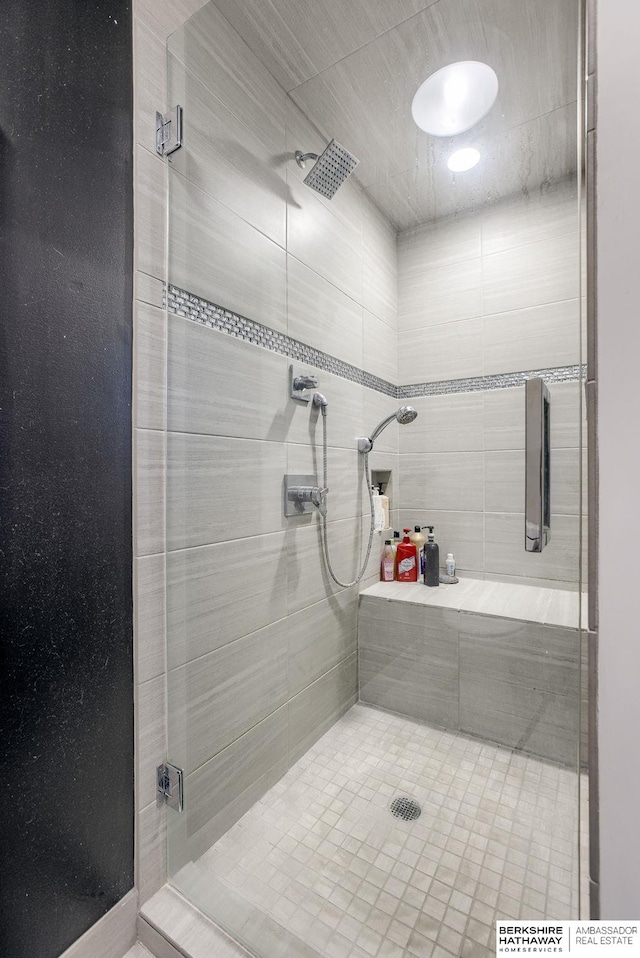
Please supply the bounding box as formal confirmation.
[423,525,440,587]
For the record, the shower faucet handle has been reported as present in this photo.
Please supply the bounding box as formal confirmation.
[293,374,318,390]
[290,365,319,403]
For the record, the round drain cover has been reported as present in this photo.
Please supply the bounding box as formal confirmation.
[389,795,422,821]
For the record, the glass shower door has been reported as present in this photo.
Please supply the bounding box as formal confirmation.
[161,1,588,954]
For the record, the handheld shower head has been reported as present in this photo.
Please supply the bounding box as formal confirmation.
[358,406,418,452]
[295,139,359,199]
[396,405,418,425]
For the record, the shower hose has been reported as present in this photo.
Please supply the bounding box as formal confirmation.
[319,410,376,588]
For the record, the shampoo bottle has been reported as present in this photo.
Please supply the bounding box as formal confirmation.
[423,525,440,587]
[391,531,401,574]
[410,525,426,576]
[396,531,418,582]
[379,487,390,530]
[380,540,394,581]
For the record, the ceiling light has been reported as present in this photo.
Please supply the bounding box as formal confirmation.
[411,61,499,137]
[447,148,481,173]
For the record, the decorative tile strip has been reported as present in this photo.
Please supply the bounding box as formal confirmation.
[167,285,585,399]
[398,365,586,398]
[167,285,397,397]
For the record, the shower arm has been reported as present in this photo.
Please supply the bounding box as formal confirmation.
[295,150,319,169]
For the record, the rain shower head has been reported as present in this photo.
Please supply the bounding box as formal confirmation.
[358,406,418,453]
[295,139,359,199]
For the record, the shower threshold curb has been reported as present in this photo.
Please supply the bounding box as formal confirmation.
[139,884,323,958]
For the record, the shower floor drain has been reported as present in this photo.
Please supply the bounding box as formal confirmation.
[389,795,422,821]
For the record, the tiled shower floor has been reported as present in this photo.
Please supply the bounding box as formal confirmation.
[182,704,586,958]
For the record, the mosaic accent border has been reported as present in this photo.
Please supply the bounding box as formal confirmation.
[167,286,586,399]
[398,365,586,398]
[167,286,397,397]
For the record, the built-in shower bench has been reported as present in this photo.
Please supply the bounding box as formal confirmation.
[357,578,587,766]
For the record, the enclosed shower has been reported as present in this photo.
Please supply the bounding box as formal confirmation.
[150,0,588,955]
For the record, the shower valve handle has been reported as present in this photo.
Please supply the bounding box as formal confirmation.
[286,484,328,516]
[293,375,318,391]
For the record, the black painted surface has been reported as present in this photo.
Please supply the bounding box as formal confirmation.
[0,3,133,957]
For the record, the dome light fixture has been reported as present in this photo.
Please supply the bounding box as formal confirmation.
[412,61,499,137]
[447,148,481,172]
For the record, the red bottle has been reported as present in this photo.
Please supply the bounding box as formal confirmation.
[396,530,418,582]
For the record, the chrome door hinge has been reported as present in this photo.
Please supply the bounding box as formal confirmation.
[156,106,183,156]
[157,762,184,812]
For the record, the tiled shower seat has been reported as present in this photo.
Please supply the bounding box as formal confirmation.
[358,580,586,766]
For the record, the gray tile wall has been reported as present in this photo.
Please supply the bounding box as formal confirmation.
[359,595,582,767]
[397,183,585,587]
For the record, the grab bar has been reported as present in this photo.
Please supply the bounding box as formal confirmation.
[525,377,551,552]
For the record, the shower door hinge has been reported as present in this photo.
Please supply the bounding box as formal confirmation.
[156,762,184,812]
[156,106,183,156]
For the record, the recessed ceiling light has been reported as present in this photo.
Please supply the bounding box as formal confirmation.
[411,61,499,137]
[447,148,481,172]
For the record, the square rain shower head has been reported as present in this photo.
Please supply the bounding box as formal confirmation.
[303,139,359,199]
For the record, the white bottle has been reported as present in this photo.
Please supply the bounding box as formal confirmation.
[372,487,385,532]
[379,491,390,530]
[446,553,456,576]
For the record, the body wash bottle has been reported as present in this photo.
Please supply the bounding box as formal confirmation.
[380,540,394,581]
[423,525,440,587]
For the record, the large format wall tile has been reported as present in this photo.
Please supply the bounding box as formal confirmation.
[135,428,165,558]
[399,319,483,384]
[484,381,584,451]
[287,256,363,369]
[285,517,379,613]
[480,177,578,255]
[166,531,287,668]
[168,53,287,248]
[135,553,166,684]
[170,173,287,332]
[135,302,166,431]
[482,299,581,375]
[398,212,481,274]
[362,194,398,328]
[485,512,583,583]
[183,707,289,853]
[288,654,358,764]
[399,393,484,455]
[287,590,358,697]
[136,146,165,281]
[359,599,458,728]
[400,452,484,513]
[482,232,580,316]
[168,317,288,441]
[459,673,579,765]
[399,258,483,331]
[169,619,289,773]
[459,613,581,695]
[485,448,582,516]
[166,433,286,550]
[287,176,363,304]
[363,309,398,384]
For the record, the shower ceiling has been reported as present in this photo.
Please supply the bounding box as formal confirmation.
[212,0,579,230]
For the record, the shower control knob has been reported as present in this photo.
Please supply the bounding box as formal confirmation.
[293,375,318,391]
